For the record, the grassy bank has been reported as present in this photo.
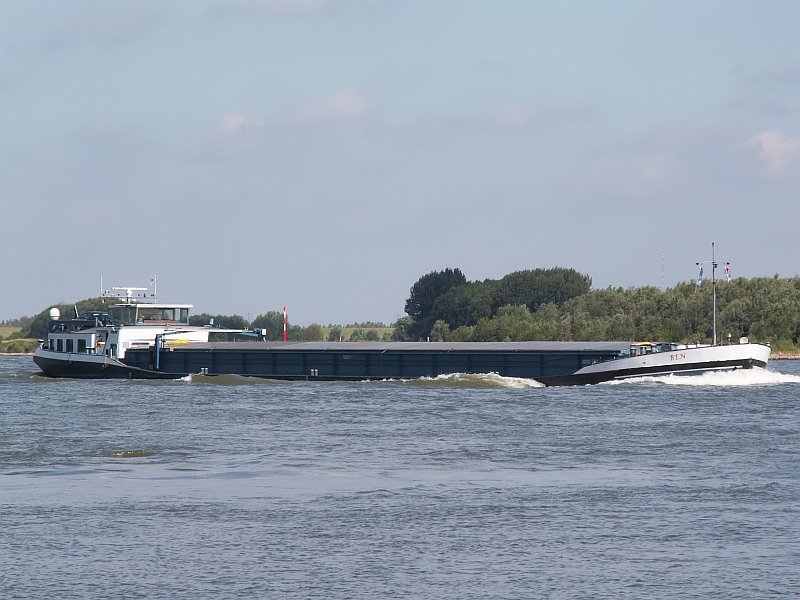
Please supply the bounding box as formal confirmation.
[0,339,38,353]
[0,326,21,338]
[319,327,395,342]
[0,327,37,353]
[770,351,800,359]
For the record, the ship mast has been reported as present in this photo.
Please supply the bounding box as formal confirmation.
[696,242,730,346]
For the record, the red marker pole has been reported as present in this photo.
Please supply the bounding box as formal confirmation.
[283,305,287,343]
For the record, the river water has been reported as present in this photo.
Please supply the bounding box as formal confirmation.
[2,355,800,598]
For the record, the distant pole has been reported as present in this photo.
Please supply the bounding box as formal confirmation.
[283,305,287,343]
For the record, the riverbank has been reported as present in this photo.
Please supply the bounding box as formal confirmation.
[770,352,800,360]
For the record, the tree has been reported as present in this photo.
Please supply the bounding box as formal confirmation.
[431,280,496,330]
[430,320,450,342]
[404,268,467,340]
[448,325,476,341]
[349,328,367,341]
[473,305,534,341]
[305,323,324,341]
[251,312,285,340]
[493,268,591,312]
[392,316,416,341]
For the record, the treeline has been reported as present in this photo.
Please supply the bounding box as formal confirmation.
[13,298,109,340]
[9,269,800,350]
[397,267,592,340]
[325,326,394,342]
[189,313,390,341]
[398,268,800,349]
[0,316,31,327]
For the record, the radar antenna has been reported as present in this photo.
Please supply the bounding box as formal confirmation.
[100,277,158,302]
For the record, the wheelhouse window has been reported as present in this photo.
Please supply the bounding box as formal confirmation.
[66,339,74,352]
[77,339,87,353]
[109,306,137,325]
[109,304,190,325]
[137,307,179,322]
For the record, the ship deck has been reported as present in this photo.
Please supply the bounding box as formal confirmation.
[125,340,632,382]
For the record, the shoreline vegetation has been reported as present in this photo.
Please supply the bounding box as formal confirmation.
[4,267,800,356]
[771,352,800,360]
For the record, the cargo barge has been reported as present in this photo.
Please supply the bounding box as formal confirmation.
[32,278,772,385]
[123,340,632,384]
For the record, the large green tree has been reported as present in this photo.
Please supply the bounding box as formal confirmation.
[431,280,497,330]
[404,268,467,340]
[493,268,592,312]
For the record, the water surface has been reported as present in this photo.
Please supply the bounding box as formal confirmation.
[3,356,800,598]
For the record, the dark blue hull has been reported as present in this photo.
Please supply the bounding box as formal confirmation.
[33,350,186,380]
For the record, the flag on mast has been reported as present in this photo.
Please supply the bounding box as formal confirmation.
[724,263,731,282]
[696,265,704,288]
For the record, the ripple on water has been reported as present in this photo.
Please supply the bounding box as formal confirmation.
[1,355,799,598]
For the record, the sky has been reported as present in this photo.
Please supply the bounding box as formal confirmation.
[1,0,799,325]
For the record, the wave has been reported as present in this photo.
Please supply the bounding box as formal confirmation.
[175,368,800,388]
[108,449,154,458]
[186,373,282,385]
[184,372,544,388]
[601,367,800,387]
[399,372,545,389]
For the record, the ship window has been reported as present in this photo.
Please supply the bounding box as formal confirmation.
[109,306,137,325]
[57,339,63,352]
[66,339,74,352]
[180,308,189,323]
[77,339,87,353]
[138,307,177,322]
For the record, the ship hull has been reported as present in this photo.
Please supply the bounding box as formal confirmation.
[32,347,186,380]
[538,343,770,386]
[33,341,771,385]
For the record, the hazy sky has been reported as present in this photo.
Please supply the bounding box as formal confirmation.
[2,1,798,324]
